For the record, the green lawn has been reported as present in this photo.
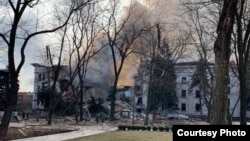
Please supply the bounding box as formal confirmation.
[67,131,172,141]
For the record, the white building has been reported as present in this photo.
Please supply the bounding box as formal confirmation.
[134,61,250,118]
[133,59,150,110]
[30,63,69,110]
[175,62,241,118]
[30,61,250,119]
[30,63,124,110]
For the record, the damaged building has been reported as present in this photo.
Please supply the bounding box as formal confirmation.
[133,60,250,119]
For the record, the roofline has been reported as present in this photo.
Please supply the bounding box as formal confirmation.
[175,61,214,66]
[31,63,68,68]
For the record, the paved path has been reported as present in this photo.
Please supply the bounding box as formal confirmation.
[11,125,118,141]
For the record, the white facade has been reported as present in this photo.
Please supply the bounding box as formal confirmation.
[30,61,250,118]
[175,62,241,118]
[31,63,69,110]
[31,63,121,110]
[31,63,47,109]
[134,61,248,118]
[133,60,150,110]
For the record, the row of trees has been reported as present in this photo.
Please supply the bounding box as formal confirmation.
[182,0,250,125]
[139,0,249,126]
[1,0,250,139]
[0,0,176,138]
[0,0,96,138]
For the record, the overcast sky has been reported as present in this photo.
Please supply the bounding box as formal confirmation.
[0,0,65,92]
[0,0,180,92]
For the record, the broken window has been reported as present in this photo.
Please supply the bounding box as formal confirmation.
[42,74,45,80]
[181,103,186,111]
[181,90,186,97]
[38,74,42,80]
[195,103,201,111]
[182,77,186,84]
[196,90,200,98]
[136,97,143,106]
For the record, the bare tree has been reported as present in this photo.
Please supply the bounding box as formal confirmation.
[181,1,218,122]
[101,0,147,121]
[40,1,104,124]
[211,0,237,125]
[233,0,250,125]
[136,23,188,125]
[66,3,104,122]
[182,0,250,125]
[46,24,70,125]
[0,0,92,138]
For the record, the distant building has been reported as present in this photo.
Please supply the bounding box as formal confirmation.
[16,92,33,112]
[175,62,242,118]
[134,61,250,118]
[115,86,133,104]
[30,63,69,110]
[30,63,110,110]
[133,60,150,110]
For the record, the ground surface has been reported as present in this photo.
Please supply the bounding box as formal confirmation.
[5,117,208,140]
[6,118,78,140]
[67,131,172,141]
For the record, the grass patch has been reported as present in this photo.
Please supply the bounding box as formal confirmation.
[67,131,172,141]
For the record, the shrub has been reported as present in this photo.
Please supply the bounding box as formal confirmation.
[170,127,173,131]
[165,126,170,132]
[118,125,125,130]
[159,127,165,132]
[146,126,151,131]
[141,126,147,131]
[135,126,141,130]
[131,126,137,130]
[127,126,133,130]
[118,125,128,131]
[123,125,129,130]
[152,126,158,131]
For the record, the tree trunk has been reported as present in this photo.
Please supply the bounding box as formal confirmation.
[211,60,230,124]
[78,75,84,122]
[144,90,151,126]
[199,96,203,118]
[74,101,79,123]
[211,0,237,125]
[47,99,54,125]
[239,67,247,124]
[246,57,250,123]
[227,98,232,125]
[236,0,247,125]
[110,78,118,121]
[79,89,83,121]
[47,89,56,125]
[0,106,14,140]
[0,78,19,139]
[207,102,211,122]
[144,60,154,126]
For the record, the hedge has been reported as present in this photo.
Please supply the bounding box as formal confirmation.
[118,125,171,132]
[117,125,171,132]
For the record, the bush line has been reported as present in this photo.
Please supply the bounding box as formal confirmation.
[117,125,171,132]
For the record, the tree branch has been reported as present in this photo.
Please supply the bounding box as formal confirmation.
[8,0,16,13]
[16,0,91,74]
[0,33,10,46]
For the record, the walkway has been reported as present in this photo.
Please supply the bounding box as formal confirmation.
[11,124,118,141]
